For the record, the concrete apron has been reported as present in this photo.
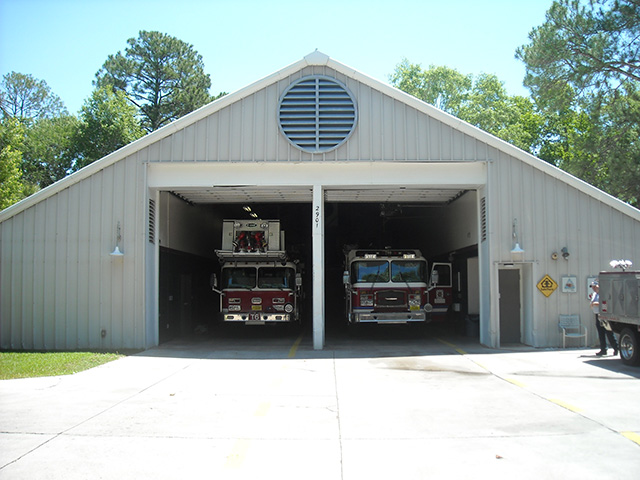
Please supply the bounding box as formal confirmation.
[1,332,640,479]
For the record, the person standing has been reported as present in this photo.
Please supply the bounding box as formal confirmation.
[590,280,619,356]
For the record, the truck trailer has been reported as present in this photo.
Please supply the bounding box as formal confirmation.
[598,268,640,366]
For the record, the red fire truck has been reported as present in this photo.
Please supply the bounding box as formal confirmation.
[210,220,302,325]
[342,248,453,325]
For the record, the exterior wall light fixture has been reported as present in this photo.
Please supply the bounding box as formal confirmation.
[110,221,124,257]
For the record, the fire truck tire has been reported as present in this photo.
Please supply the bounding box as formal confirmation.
[619,328,640,366]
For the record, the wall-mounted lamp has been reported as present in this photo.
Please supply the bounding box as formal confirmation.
[561,247,570,260]
[110,221,124,257]
[510,218,524,260]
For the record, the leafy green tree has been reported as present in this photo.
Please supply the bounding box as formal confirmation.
[0,119,27,209]
[95,30,213,132]
[516,0,640,110]
[22,115,80,188]
[0,72,67,121]
[390,61,544,154]
[517,0,640,207]
[390,59,472,112]
[74,87,144,169]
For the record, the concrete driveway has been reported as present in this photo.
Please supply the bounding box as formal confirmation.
[1,326,640,479]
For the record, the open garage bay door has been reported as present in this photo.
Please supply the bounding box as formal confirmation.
[148,162,486,349]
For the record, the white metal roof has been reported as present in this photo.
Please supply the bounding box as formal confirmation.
[2,50,639,222]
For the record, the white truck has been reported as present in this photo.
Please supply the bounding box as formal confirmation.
[210,220,303,325]
[598,267,640,366]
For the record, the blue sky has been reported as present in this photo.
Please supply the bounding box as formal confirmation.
[0,0,552,115]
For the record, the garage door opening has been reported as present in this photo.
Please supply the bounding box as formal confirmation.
[157,193,312,343]
[153,185,481,346]
[323,196,479,339]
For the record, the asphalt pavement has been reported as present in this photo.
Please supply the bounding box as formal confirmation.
[1,325,640,479]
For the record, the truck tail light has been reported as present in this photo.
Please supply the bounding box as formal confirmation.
[360,294,373,307]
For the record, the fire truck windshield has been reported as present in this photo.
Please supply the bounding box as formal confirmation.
[221,268,256,288]
[352,261,389,283]
[391,260,426,282]
[257,267,295,289]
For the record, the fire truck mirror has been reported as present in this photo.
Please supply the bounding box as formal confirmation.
[430,270,439,285]
[209,273,218,289]
[342,271,350,285]
[296,273,302,287]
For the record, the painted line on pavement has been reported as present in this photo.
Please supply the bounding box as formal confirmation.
[437,338,468,356]
[548,398,583,413]
[254,401,271,417]
[225,439,251,469]
[288,332,304,358]
[621,431,640,446]
[504,377,527,388]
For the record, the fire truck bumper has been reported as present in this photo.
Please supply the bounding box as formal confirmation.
[223,313,292,324]
[351,311,427,324]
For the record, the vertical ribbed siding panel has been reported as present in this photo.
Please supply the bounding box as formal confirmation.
[122,156,138,348]
[64,183,78,347]
[417,109,429,161]
[195,119,207,160]
[171,129,184,162]
[218,107,231,161]
[11,215,23,349]
[101,165,115,349]
[356,83,371,161]
[32,201,46,348]
[87,172,102,349]
[0,219,13,348]
[42,197,57,349]
[428,116,440,160]
[21,208,34,349]
[183,123,196,162]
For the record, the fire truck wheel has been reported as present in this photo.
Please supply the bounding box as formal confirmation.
[619,328,640,366]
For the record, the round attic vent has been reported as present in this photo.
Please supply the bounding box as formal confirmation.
[278,75,357,153]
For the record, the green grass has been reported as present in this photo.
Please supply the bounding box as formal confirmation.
[0,351,124,380]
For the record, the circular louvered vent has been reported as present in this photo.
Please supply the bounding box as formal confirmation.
[278,75,357,153]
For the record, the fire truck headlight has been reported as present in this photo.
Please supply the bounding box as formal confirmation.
[284,303,294,313]
[228,305,241,311]
[361,294,373,307]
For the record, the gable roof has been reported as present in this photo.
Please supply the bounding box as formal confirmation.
[2,51,639,222]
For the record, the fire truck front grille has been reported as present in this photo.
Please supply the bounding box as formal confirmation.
[375,290,407,308]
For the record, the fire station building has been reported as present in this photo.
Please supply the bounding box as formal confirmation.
[2,51,640,351]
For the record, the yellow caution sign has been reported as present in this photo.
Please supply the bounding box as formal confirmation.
[537,274,558,297]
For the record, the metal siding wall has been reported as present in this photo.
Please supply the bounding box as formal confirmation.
[491,153,640,347]
[146,66,494,164]
[0,154,147,350]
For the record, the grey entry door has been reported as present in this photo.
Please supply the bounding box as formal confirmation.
[499,269,521,344]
